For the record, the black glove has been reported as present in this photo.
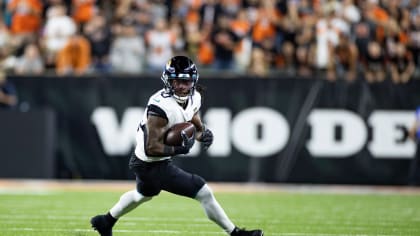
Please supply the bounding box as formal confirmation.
[200,128,213,150]
[174,130,195,155]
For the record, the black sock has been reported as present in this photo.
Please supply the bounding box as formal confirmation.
[230,227,239,235]
[106,212,117,225]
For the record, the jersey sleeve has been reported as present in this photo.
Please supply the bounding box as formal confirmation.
[146,104,168,121]
[147,91,172,121]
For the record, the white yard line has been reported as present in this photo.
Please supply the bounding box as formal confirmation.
[278,234,395,236]
[3,227,224,234]
[1,228,398,236]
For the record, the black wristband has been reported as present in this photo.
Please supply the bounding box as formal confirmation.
[174,146,188,155]
[163,145,175,156]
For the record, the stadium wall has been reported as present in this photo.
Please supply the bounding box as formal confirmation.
[0,108,55,178]
[1,76,419,185]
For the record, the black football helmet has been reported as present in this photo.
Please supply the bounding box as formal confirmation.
[161,56,199,103]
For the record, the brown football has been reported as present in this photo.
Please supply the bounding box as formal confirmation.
[164,122,196,146]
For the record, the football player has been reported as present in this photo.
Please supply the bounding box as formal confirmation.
[90,56,264,236]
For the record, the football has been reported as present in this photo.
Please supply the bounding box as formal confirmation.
[164,122,196,146]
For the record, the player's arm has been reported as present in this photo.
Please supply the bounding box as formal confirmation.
[144,115,171,156]
[190,112,213,150]
[144,105,194,156]
[190,112,205,138]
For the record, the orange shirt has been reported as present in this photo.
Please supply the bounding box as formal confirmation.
[8,0,43,34]
[372,6,389,23]
[252,9,279,43]
[186,10,200,25]
[56,36,91,75]
[198,41,214,65]
[72,0,95,24]
[231,19,251,52]
[399,32,409,44]
[231,20,251,37]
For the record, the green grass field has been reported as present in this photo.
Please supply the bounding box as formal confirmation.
[1,188,420,236]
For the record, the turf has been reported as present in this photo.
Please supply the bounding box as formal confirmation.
[0,189,420,235]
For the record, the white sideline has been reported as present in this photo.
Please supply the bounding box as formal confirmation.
[0,179,419,195]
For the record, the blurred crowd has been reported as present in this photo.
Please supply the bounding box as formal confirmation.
[0,0,419,83]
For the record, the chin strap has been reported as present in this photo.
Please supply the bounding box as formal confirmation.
[174,93,195,106]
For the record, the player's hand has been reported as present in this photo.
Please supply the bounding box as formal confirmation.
[173,130,195,155]
[181,129,195,151]
[200,128,213,150]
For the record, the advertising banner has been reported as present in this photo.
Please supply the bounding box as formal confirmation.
[7,76,420,184]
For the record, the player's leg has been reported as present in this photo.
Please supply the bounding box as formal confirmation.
[161,162,263,235]
[160,163,235,233]
[91,159,161,236]
[195,184,264,236]
[110,188,153,218]
[195,183,236,234]
[90,188,152,236]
